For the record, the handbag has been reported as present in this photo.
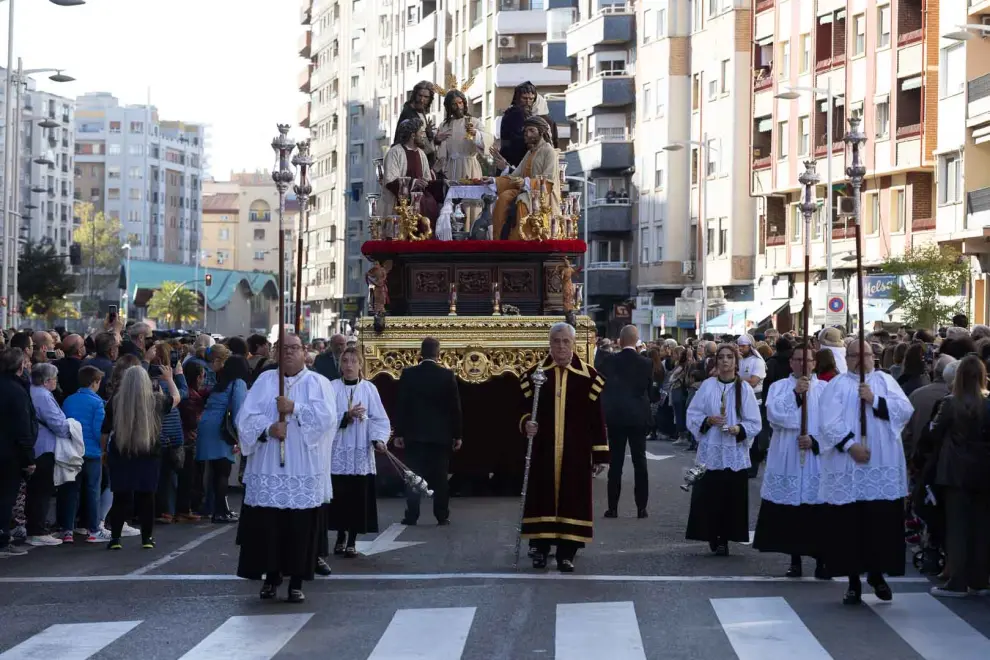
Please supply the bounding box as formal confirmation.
[220,392,239,446]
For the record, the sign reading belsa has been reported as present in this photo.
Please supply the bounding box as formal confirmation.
[863,275,898,299]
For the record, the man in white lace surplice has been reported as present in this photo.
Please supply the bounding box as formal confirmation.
[234,334,338,603]
[818,340,913,606]
[684,344,762,556]
[753,347,827,579]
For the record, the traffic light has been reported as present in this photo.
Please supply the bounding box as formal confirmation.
[69,243,81,266]
[205,273,213,287]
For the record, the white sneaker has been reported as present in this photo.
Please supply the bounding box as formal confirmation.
[86,528,113,543]
[26,534,63,547]
[120,523,141,537]
[10,525,26,541]
[73,527,89,536]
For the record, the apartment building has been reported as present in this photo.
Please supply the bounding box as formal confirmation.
[751,0,938,329]
[938,3,990,324]
[73,92,205,265]
[201,193,241,270]
[298,0,568,335]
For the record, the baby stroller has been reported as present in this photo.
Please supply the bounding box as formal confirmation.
[909,482,945,575]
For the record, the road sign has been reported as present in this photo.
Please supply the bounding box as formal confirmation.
[825,293,846,326]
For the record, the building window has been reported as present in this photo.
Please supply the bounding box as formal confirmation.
[254,251,266,261]
[878,4,891,48]
[718,218,728,256]
[800,34,811,73]
[129,188,141,201]
[940,154,962,204]
[640,227,650,264]
[791,205,802,243]
[875,98,890,138]
[798,116,809,155]
[129,166,142,179]
[778,41,789,79]
[108,188,120,200]
[853,14,866,56]
[643,83,652,119]
[129,144,143,156]
[643,9,653,43]
[942,44,965,97]
[720,59,729,94]
[219,228,229,240]
[254,228,266,240]
[654,224,663,262]
[108,144,121,156]
[707,78,718,101]
[864,193,879,235]
[691,74,700,111]
[706,139,718,176]
[654,152,664,189]
[657,7,666,38]
[129,121,143,134]
[107,166,120,180]
[777,120,789,159]
[109,121,121,134]
[706,222,714,256]
[891,189,906,233]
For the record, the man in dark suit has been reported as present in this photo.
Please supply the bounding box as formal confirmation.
[312,333,347,382]
[394,337,463,525]
[595,325,653,518]
[52,334,85,405]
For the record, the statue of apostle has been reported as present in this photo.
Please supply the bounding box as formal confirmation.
[381,118,441,230]
[489,116,561,240]
[435,89,486,183]
[394,81,438,169]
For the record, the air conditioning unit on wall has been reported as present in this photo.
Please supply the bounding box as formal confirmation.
[682,260,695,277]
[498,36,516,49]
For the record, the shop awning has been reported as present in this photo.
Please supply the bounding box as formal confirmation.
[757,118,773,132]
[706,299,789,335]
[901,76,922,91]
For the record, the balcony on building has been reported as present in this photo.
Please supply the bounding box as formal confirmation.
[406,2,438,50]
[753,40,773,93]
[586,261,631,297]
[565,68,633,115]
[545,6,576,69]
[495,0,546,34]
[755,0,774,13]
[565,2,633,57]
[494,56,572,88]
[298,64,313,93]
[895,76,922,140]
[752,116,772,192]
[897,0,923,47]
[586,198,632,233]
[298,101,311,129]
[564,126,633,174]
[813,95,846,156]
[544,41,573,69]
[298,30,312,58]
[300,0,312,25]
[814,9,847,73]
[968,73,990,129]
[967,187,990,230]
[762,198,787,251]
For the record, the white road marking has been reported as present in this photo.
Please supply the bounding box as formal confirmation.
[356,522,424,556]
[711,596,832,659]
[368,607,475,659]
[129,525,234,576]
[0,573,931,584]
[644,451,674,461]
[178,614,313,660]
[865,592,990,659]
[0,621,142,660]
[556,601,646,659]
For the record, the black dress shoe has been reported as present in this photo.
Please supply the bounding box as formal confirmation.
[842,589,863,605]
[532,553,548,569]
[709,540,719,553]
[785,564,803,578]
[604,509,618,519]
[637,508,648,519]
[557,559,575,573]
[400,518,417,526]
[437,519,451,526]
[814,562,830,580]
[715,543,729,557]
[314,557,332,576]
[869,577,893,601]
[260,583,277,600]
[287,588,305,603]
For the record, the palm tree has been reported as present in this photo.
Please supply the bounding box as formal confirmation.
[147,281,201,329]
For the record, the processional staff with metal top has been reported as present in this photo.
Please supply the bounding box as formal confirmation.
[292,140,313,335]
[844,117,869,448]
[797,161,820,467]
[513,366,546,568]
[271,125,296,467]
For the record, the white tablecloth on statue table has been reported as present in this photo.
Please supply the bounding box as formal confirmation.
[436,181,497,241]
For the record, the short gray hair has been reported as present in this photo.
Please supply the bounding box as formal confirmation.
[31,362,58,386]
[549,322,576,340]
[128,322,151,340]
[933,354,956,382]
[943,360,960,386]
[971,324,990,341]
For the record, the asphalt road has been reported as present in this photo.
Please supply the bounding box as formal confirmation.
[1,440,989,659]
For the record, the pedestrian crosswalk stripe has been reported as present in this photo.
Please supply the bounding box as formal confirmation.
[0,621,142,660]
[865,593,990,660]
[711,597,832,660]
[367,607,476,659]
[177,614,313,660]
[555,601,646,659]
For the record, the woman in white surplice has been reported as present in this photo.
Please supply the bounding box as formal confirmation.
[325,347,390,558]
[684,343,762,556]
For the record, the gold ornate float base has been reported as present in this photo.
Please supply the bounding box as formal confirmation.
[357,315,598,383]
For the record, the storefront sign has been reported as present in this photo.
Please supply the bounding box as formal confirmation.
[863,275,898,299]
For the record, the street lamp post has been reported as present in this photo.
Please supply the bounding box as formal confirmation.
[1,0,83,328]
[664,134,715,335]
[777,77,834,293]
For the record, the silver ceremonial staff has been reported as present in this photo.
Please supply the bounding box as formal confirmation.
[271,124,296,468]
[513,366,546,568]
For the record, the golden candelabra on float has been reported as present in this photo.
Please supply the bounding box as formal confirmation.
[518,176,552,241]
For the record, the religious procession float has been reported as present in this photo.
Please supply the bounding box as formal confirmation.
[354,78,597,490]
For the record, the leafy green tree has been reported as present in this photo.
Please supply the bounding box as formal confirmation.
[147,281,201,329]
[73,202,125,296]
[881,243,969,330]
[18,240,75,319]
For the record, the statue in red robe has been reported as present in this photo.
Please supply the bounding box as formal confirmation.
[518,323,609,572]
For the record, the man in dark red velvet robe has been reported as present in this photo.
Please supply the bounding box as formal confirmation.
[519,322,609,572]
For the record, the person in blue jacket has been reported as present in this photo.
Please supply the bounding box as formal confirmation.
[196,345,249,523]
[59,366,107,542]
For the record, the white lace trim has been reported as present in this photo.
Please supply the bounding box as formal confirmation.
[243,473,325,509]
[819,466,908,505]
[760,471,822,505]
[696,438,751,472]
[331,444,377,475]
